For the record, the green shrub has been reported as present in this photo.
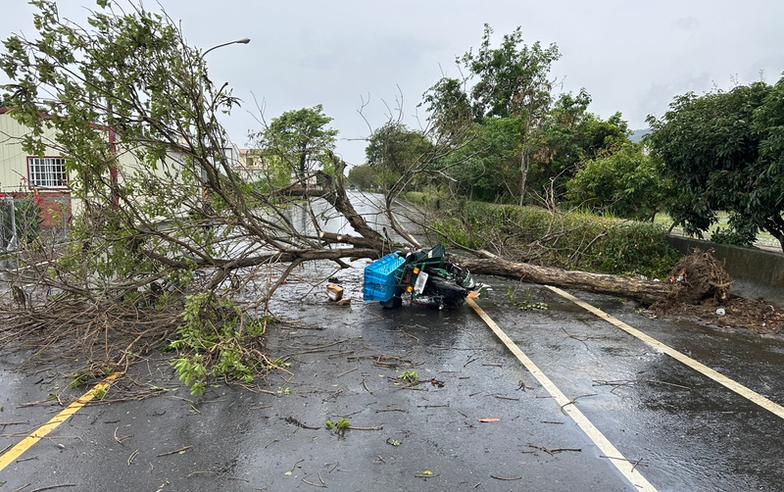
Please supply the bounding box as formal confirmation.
[403,189,449,210]
[431,201,680,279]
[170,293,270,396]
[566,143,670,221]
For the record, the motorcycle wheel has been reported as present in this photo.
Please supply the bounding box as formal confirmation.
[426,276,467,308]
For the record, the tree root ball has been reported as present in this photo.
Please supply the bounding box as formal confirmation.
[665,249,731,303]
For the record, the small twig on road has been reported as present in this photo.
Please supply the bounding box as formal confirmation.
[287,458,305,475]
[493,394,520,401]
[113,426,131,444]
[528,444,582,456]
[600,454,648,470]
[283,416,320,430]
[560,393,597,415]
[301,474,327,488]
[336,366,358,378]
[348,425,383,431]
[490,475,522,481]
[30,485,76,492]
[155,445,192,457]
[644,379,691,390]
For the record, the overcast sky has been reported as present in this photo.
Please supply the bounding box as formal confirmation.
[2,1,783,163]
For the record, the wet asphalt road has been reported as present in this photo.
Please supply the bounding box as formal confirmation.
[1,263,783,491]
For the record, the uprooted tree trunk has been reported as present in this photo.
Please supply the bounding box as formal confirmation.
[458,257,672,304]
[458,248,732,306]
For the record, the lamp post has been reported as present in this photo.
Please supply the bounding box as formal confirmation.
[201,38,251,59]
[198,38,250,212]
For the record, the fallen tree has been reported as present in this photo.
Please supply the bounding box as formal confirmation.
[458,256,672,304]
[0,0,758,398]
[457,248,731,305]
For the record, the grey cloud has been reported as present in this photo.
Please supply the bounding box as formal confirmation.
[2,0,783,163]
[675,16,700,30]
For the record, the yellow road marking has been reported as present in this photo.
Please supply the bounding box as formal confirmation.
[0,372,122,472]
[545,285,784,421]
[467,298,657,492]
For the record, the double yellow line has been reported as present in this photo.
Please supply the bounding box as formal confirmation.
[0,372,122,472]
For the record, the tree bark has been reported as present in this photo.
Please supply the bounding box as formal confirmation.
[457,256,673,304]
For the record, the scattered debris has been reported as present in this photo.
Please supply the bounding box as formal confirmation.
[415,469,434,478]
[666,249,731,303]
[518,301,549,311]
[325,418,351,437]
[653,295,784,334]
[155,445,192,457]
[385,438,401,447]
[527,444,582,456]
[490,474,522,481]
[493,394,520,401]
[479,418,499,423]
[284,458,304,477]
[399,370,419,384]
[29,484,77,492]
[302,474,327,488]
[430,377,445,388]
[284,416,320,430]
[326,284,344,302]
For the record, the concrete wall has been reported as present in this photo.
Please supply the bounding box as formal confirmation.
[666,235,784,305]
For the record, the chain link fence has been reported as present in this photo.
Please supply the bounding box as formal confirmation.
[0,197,17,252]
[0,195,70,253]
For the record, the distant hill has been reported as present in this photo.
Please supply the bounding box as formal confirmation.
[630,128,651,143]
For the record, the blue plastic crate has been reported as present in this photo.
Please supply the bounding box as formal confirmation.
[363,253,405,302]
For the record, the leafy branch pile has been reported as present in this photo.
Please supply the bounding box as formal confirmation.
[0,0,400,393]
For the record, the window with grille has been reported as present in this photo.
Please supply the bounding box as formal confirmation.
[27,157,67,188]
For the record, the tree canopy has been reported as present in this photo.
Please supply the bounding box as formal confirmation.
[567,142,670,221]
[647,78,784,251]
[365,122,433,177]
[254,105,337,176]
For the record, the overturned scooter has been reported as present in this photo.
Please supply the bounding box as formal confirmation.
[363,245,476,309]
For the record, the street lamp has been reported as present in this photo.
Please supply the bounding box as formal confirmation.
[201,38,251,59]
[197,37,250,212]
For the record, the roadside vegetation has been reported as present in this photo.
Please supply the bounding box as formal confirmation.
[350,25,784,255]
[407,194,679,279]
